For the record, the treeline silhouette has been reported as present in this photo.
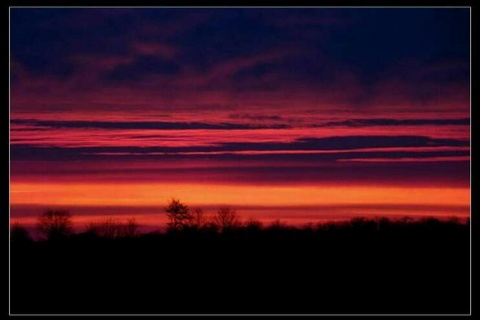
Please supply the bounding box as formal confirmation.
[11,199,470,314]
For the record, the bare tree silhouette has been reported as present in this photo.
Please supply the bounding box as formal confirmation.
[36,209,73,240]
[212,206,240,231]
[165,198,192,231]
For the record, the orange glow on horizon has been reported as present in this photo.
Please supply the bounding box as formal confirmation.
[10,182,470,208]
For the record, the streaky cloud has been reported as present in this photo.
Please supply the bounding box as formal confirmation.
[11,135,469,161]
[228,113,284,121]
[11,119,290,130]
[321,118,470,127]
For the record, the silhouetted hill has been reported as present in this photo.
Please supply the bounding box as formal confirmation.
[10,217,470,314]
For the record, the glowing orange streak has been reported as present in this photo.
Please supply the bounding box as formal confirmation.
[10,182,470,208]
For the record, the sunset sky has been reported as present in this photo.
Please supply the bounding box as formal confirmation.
[10,8,470,232]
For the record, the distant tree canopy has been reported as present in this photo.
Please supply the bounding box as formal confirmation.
[164,198,193,231]
[36,209,73,240]
[27,200,470,241]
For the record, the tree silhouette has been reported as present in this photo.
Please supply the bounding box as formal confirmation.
[212,206,240,231]
[165,198,192,231]
[36,209,73,240]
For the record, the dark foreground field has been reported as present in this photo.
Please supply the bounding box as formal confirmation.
[11,218,470,314]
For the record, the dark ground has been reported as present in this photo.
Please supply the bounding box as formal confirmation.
[10,218,470,314]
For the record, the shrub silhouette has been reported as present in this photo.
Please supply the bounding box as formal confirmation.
[85,218,138,238]
[165,198,192,231]
[200,221,220,233]
[124,218,138,237]
[301,222,315,232]
[188,208,207,229]
[10,222,32,244]
[36,209,73,240]
[267,219,288,231]
[244,217,263,231]
[212,206,240,231]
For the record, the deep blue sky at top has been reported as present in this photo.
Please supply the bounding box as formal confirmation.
[11,8,469,90]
